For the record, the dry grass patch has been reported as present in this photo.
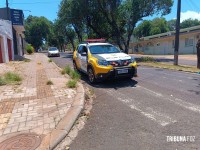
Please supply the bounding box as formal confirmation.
[0,72,22,86]
[48,59,53,62]
[67,80,77,88]
[47,80,53,85]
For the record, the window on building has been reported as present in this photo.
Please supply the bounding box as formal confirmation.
[185,38,194,47]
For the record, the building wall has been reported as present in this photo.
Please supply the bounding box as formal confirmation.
[0,8,11,20]
[0,8,25,57]
[131,32,199,55]
[0,19,14,63]
[179,35,197,54]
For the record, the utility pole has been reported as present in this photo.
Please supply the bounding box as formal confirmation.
[6,0,9,20]
[174,0,181,65]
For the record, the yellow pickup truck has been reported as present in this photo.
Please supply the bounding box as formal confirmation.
[73,40,137,83]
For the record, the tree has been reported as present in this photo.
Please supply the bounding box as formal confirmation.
[52,17,76,51]
[150,18,169,35]
[25,16,51,50]
[65,25,76,50]
[48,19,66,51]
[167,19,176,31]
[134,18,169,38]
[134,20,152,37]
[181,18,200,29]
[95,0,173,53]
[58,0,85,42]
[150,27,161,35]
[58,0,173,53]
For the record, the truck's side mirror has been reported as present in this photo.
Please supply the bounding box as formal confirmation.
[81,52,87,56]
[120,49,125,53]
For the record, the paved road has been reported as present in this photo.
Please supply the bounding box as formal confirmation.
[48,52,200,150]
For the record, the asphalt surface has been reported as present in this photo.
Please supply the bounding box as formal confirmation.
[47,52,200,150]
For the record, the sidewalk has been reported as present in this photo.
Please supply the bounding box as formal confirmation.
[0,53,84,149]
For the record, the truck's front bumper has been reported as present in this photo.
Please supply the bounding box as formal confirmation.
[96,66,137,80]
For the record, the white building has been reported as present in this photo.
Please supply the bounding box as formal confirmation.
[130,25,200,55]
[0,19,14,63]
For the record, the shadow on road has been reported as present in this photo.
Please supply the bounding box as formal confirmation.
[80,73,138,89]
[61,55,73,59]
[94,79,138,90]
[188,90,200,95]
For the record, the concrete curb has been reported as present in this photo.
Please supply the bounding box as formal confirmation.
[37,56,85,150]
[37,83,85,150]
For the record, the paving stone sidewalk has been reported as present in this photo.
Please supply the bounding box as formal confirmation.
[0,53,83,149]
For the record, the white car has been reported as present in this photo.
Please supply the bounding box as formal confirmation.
[48,47,60,57]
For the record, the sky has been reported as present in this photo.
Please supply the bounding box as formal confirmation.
[0,0,200,23]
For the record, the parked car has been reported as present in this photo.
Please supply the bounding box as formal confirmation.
[73,39,137,83]
[48,47,60,57]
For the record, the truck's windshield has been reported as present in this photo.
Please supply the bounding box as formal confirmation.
[89,45,121,54]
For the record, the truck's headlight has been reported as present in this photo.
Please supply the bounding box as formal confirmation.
[98,60,109,66]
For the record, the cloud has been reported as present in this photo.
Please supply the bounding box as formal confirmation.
[181,11,200,22]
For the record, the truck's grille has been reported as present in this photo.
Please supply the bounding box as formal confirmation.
[109,60,131,67]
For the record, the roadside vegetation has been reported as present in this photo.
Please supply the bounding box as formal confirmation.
[67,80,77,88]
[23,58,31,62]
[62,65,80,88]
[0,72,22,86]
[26,44,34,54]
[136,57,155,62]
[48,59,53,62]
[46,80,53,85]
[137,56,200,73]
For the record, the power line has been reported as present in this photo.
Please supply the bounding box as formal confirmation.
[187,0,197,12]
[189,0,200,13]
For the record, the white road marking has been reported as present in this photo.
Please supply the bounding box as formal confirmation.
[105,89,176,127]
[138,78,197,95]
[136,86,200,114]
[136,85,163,97]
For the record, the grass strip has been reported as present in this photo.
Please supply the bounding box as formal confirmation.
[139,62,200,73]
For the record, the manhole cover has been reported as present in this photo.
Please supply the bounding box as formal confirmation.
[0,133,41,150]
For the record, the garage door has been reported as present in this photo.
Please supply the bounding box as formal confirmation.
[7,39,12,61]
[0,40,3,63]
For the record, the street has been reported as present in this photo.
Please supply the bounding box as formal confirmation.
[50,52,200,150]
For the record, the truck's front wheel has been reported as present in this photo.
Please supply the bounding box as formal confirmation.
[88,67,96,84]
